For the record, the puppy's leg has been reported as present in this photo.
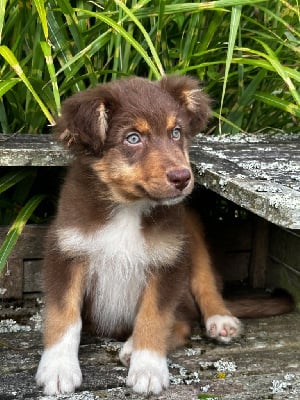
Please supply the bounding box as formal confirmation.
[36,260,85,395]
[168,320,191,350]
[120,320,190,368]
[124,275,175,395]
[186,210,242,343]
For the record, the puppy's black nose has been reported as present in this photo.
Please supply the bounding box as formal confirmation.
[167,168,191,191]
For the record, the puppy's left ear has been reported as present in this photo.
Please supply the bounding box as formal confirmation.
[159,75,211,135]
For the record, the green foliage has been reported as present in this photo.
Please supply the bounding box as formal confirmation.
[0,168,46,275]
[0,192,45,275]
[0,0,299,134]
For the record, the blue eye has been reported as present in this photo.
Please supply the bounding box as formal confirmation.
[171,127,181,140]
[126,132,141,145]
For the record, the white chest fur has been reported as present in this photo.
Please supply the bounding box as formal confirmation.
[57,204,184,335]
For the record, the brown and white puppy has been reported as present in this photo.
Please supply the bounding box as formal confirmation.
[36,75,242,396]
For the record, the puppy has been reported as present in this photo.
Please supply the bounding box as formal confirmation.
[36,75,242,396]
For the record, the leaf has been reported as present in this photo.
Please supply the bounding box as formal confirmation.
[0,0,8,43]
[219,5,242,133]
[0,194,46,275]
[40,41,61,114]
[233,54,300,82]
[55,0,83,50]
[255,39,300,107]
[114,0,165,77]
[0,78,20,96]
[255,92,300,118]
[0,169,34,194]
[33,0,48,39]
[133,0,266,17]
[76,8,162,79]
[0,45,55,125]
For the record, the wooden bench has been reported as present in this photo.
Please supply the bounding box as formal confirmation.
[1,133,299,307]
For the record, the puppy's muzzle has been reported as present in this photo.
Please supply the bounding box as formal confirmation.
[167,168,191,191]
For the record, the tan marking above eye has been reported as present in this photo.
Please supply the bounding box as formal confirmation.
[166,114,177,131]
[134,118,150,133]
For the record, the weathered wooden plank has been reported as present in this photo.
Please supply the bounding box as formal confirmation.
[0,258,23,298]
[23,259,43,294]
[0,226,47,298]
[267,226,300,309]
[190,133,300,229]
[0,134,71,166]
[1,133,300,228]
[1,307,300,399]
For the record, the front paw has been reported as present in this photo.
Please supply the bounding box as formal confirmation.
[206,314,242,344]
[36,350,82,395]
[126,350,169,394]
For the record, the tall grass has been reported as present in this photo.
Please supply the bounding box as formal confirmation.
[0,0,299,274]
[0,0,299,134]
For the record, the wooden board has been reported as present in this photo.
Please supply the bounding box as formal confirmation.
[0,226,47,298]
[1,306,300,399]
[0,134,71,166]
[267,226,300,309]
[1,133,299,228]
[190,134,300,229]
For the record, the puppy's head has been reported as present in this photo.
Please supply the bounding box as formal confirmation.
[57,75,211,205]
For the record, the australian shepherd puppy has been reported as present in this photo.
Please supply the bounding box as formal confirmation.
[36,75,242,395]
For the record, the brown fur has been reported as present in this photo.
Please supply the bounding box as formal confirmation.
[36,75,293,396]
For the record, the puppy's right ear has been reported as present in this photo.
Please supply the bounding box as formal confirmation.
[55,86,118,155]
[159,75,211,135]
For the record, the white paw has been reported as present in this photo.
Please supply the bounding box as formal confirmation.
[206,314,242,344]
[36,350,82,395]
[119,336,133,367]
[126,350,169,394]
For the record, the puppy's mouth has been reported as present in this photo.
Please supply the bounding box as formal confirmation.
[137,185,192,206]
[155,195,187,206]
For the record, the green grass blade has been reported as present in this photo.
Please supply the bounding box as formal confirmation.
[0,0,8,44]
[0,194,46,275]
[180,12,201,69]
[53,32,111,84]
[255,39,300,107]
[33,0,48,39]
[0,78,20,96]
[133,0,265,18]
[219,5,242,133]
[0,169,34,194]
[76,8,162,79]
[260,5,300,40]
[46,8,83,93]
[112,5,123,80]
[55,0,84,50]
[0,45,55,125]
[40,41,61,114]
[255,92,300,118]
[234,49,300,82]
[211,110,246,133]
[155,0,165,54]
[114,0,165,77]
[0,98,8,133]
